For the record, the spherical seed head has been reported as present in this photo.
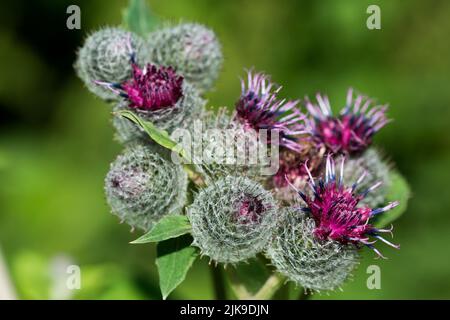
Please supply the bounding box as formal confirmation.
[296,155,400,259]
[105,144,188,231]
[305,88,390,155]
[188,176,278,264]
[75,27,148,100]
[235,71,307,152]
[267,207,360,291]
[342,148,391,208]
[112,80,205,144]
[148,23,223,92]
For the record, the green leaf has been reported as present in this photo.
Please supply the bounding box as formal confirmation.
[375,170,411,228]
[116,110,188,160]
[116,110,206,186]
[227,256,272,299]
[122,0,159,36]
[156,235,199,300]
[131,215,192,244]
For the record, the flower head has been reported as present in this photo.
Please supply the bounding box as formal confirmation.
[105,144,188,231]
[305,88,389,154]
[188,176,277,264]
[291,155,399,259]
[97,61,183,111]
[234,71,307,152]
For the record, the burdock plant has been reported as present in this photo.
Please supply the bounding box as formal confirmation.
[75,0,411,300]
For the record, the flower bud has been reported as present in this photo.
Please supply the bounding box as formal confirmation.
[179,109,269,183]
[148,23,223,92]
[267,207,360,291]
[188,176,278,264]
[75,27,148,100]
[343,148,391,207]
[105,144,188,231]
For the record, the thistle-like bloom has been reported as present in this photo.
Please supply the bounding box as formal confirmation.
[292,155,399,259]
[305,88,389,154]
[234,71,307,152]
[97,61,183,111]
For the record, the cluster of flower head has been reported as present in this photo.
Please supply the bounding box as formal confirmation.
[76,20,401,292]
[76,22,222,229]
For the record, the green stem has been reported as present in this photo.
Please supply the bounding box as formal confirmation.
[297,287,311,300]
[210,266,227,300]
[184,164,206,187]
[252,274,285,300]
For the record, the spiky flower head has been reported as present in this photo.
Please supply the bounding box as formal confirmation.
[148,23,223,92]
[234,71,307,152]
[112,83,204,144]
[105,144,188,231]
[105,62,205,144]
[75,27,148,100]
[114,63,183,111]
[188,176,278,264]
[293,155,399,259]
[342,148,391,208]
[305,88,389,155]
[95,58,186,110]
[267,207,359,291]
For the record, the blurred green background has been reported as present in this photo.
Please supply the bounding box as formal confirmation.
[0,0,449,299]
